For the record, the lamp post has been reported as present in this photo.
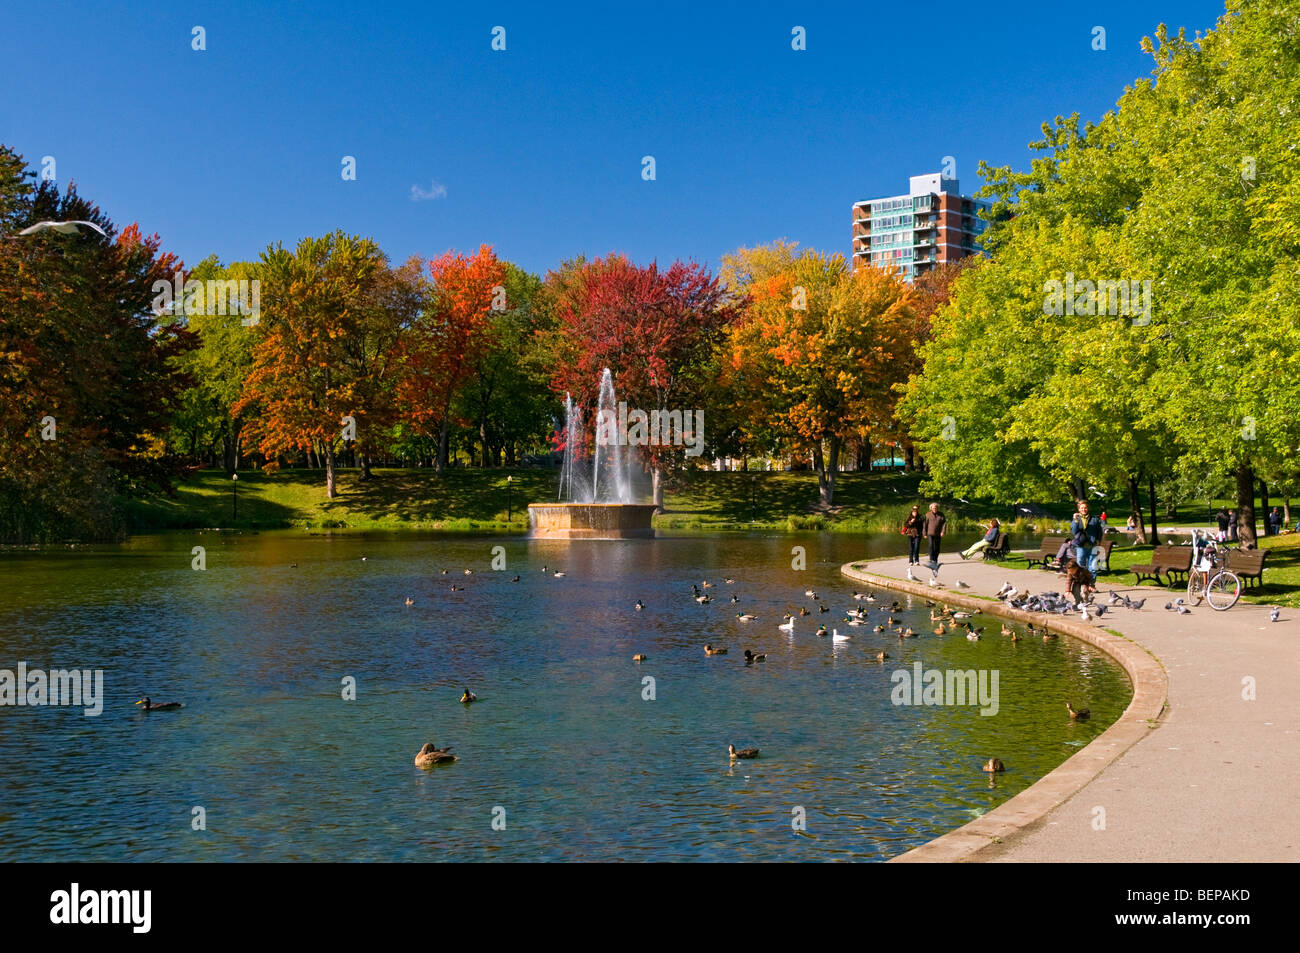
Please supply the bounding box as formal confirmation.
[507,475,513,522]
[232,473,238,522]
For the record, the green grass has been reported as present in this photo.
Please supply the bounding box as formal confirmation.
[990,533,1300,607]
[127,467,1023,535]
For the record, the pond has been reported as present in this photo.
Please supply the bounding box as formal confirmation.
[0,530,1130,861]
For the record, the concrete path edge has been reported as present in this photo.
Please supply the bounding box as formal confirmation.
[840,561,1170,863]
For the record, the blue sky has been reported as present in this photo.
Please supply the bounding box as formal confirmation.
[1,1,1228,277]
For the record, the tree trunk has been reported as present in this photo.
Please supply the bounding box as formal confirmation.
[1147,475,1160,546]
[861,441,872,473]
[325,442,337,499]
[1259,478,1270,536]
[1236,463,1258,548]
[436,417,450,475]
[651,467,665,512]
[360,451,372,480]
[815,437,841,507]
[480,418,491,469]
[1127,474,1147,544]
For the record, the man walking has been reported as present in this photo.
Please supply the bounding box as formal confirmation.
[923,502,946,569]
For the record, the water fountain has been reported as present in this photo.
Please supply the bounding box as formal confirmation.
[529,369,657,539]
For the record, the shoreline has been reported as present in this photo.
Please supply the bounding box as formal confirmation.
[841,559,1170,863]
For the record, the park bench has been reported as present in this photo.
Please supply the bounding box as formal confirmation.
[1225,548,1269,590]
[1022,536,1065,569]
[1129,545,1192,587]
[981,532,1012,562]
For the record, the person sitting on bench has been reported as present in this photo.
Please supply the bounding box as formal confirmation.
[961,518,1000,560]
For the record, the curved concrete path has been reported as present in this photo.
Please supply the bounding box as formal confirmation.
[842,552,1300,862]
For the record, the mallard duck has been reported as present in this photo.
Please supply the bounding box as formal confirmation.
[695,594,712,604]
[404,597,414,606]
[743,649,767,662]
[887,616,899,625]
[1000,623,1013,636]
[1010,630,1022,643]
[704,644,728,656]
[1042,631,1058,642]
[815,625,829,637]
[553,571,566,578]
[873,624,885,633]
[463,569,473,575]
[846,617,865,627]
[1066,702,1090,721]
[799,606,810,616]
[966,631,980,641]
[729,744,760,760]
[635,599,644,611]
[633,653,648,662]
[731,594,740,604]
[724,578,735,585]
[440,569,448,575]
[134,697,183,712]
[415,743,456,766]
[460,688,477,704]
[510,575,520,582]
[804,589,818,598]
[983,758,1005,773]
[449,584,465,592]
[901,628,916,638]
[933,625,946,636]
[736,612,757,622]
[875,650,889,660]
[865,594,877,603]
[818,604,829,613]
[701,580,713,588]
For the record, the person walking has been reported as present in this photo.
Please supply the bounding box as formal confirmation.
[902,505,922,565]
[1269,507,1281,536]
[961,517,1000,560]
[922,502,946,568]
[1228,508,1238,542]
[1070,500,1104,574]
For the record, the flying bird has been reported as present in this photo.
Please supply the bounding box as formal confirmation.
[16,219,107,237]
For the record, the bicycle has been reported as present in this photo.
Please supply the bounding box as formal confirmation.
[1186,531,1241,610]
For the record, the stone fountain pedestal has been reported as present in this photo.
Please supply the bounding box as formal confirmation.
[528,503,657,539]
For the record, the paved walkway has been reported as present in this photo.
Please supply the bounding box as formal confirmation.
[843,552,1300,862]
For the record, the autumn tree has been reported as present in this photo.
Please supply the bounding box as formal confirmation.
[235,232,398,498]
[545,255,738,509]
[396,244,504,474]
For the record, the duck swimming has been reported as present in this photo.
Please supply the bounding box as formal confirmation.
[633,654,648,662]
[736,612,757,622]
[983,758,1005,773]
[460,688,477,704]
[704,644,728,656]
[743,649,767,662]
[815,625,829,637]
[134,697,183,712]
[1066,702,1090,721]
[729,744,759,760]
[414,743,456,766]
[635,599,645,611]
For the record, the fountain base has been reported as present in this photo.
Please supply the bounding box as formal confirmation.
[528,503,657,539]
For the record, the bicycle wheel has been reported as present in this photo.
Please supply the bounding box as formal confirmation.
[1187,570,1206,605]
[1206,571,1241,610]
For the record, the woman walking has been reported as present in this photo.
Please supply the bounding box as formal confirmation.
[902,505,922,565]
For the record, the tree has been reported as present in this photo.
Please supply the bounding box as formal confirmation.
[397,244,504,474]
[0,146,193,540]
[545,254,737,509]
[234,232,392,498]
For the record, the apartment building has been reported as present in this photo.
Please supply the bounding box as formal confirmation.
[851,172,990,282]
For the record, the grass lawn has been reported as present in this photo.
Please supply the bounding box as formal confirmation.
[126,467,1034,535]
[990,532,1300,608]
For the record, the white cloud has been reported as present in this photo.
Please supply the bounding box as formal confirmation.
[410,180,448,202]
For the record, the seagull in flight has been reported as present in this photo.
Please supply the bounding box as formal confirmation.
[16,220,107,237]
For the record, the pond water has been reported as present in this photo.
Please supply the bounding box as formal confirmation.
[0,530,1130,861]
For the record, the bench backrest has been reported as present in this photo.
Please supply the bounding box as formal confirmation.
[1153,545,1192,568]
[1226,549,1267,573]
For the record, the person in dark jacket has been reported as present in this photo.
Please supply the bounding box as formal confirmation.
[1227,508,1238,542]
[922,502,946,567]
[902,505,922,565]
[1215,509,1229,537]
[1069,500,1104,574]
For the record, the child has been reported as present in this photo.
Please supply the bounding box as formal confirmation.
[1063,556,1096,605]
